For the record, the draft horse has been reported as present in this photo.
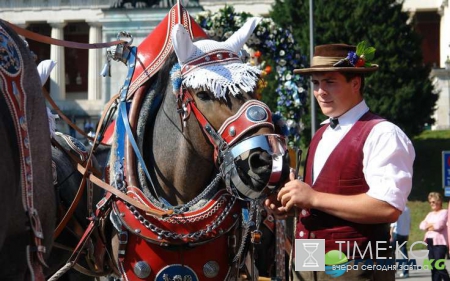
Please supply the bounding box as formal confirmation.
[0,20,55,281]
[103,16,290,280]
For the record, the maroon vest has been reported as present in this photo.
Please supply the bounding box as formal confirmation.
[296,112,390,259]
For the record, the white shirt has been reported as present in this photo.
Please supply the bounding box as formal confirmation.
[313,100,415,211]
[391,206,411,236]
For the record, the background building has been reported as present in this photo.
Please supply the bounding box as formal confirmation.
[402,0,450,130]
[0,0,449,133]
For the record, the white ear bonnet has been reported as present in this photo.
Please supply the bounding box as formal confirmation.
[171,17,262,98]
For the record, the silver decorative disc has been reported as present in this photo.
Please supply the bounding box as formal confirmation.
[246,105,267,121]
[229,126,236,137]
[203,261,219,278]
[134,261,151,279]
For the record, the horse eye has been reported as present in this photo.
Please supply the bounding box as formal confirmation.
[196,91,211,101]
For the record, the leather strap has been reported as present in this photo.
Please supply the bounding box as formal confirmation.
[4,20,126,49]
[53,89,171,238]
[77,164,172,217]
[54,159,92,239]
[43,87,93,141]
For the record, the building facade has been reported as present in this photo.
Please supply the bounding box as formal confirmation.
[403,0,450,129]
[0,0,449,132]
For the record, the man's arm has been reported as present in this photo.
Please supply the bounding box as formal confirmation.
[275,172,401,224]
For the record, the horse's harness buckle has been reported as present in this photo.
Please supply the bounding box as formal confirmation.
[176,89,193,127]
[28,207,44,239]
[102,31,134,77]
[118,230,128,245]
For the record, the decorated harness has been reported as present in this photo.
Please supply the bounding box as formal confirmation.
[92,4,288,281]
[0,23,47,280]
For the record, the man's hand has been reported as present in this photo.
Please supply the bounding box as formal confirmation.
[265,192,291,219]
[277,170,316,212]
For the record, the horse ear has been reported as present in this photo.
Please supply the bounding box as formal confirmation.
[225,17,262,53]
[171,24,196,64]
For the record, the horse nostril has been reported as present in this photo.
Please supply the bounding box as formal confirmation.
[248,151,271,173]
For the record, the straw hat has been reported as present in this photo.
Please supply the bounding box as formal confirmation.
[294,43,379,75]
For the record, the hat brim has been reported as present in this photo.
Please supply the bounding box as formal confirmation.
[294,64,379,75]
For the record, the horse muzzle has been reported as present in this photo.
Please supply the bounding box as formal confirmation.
[220,134,290,200]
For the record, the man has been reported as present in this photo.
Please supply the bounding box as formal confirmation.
[265,43,415,280]
[391,205,411,278]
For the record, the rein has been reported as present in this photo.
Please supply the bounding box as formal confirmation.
[52,87,173,240]
[4,20,127,49]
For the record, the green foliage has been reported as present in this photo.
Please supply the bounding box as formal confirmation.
[270,0,438,138]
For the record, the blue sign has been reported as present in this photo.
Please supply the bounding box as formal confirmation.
[443,151,450,189]
[445,187,450,197]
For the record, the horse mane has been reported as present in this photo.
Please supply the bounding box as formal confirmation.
[134,50,220,206]
[135,51,180,202]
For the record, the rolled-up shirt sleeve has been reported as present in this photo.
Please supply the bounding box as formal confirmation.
[363,122,415,212]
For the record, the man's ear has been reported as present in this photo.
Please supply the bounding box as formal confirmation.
[352,76,362,93]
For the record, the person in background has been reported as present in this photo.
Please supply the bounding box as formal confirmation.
[420,192,450,281]
[391,204,411,278]
[265,42,415,281]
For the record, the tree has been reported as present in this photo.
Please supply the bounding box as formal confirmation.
[270,0,438,141]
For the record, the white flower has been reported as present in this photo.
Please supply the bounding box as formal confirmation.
[216,28,223,37]
[224,31,233,38]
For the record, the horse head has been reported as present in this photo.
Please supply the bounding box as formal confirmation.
[141,17,290,205]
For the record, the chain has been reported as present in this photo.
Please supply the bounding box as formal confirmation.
[233,200,256,263]
[126,195,236,241]
[169,173,222,214]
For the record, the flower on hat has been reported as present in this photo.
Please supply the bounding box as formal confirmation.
[334,41,376,68]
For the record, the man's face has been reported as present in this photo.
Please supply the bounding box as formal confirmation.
[311,72,363,118]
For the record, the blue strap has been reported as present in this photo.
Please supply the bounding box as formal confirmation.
[118,102,156,192]
[114,46,158,195]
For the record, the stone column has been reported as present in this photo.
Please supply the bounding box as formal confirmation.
[49,22,67,100]
[88,22,103,101]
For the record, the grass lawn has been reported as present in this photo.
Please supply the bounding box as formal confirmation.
[407,130,450,250]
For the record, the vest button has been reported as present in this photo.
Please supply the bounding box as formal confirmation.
[299,231,304,237]
[301,209,308,216]
[310,232,316,238]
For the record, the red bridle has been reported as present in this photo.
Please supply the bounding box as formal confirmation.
[177,89,275,163]
[177,89,288,200]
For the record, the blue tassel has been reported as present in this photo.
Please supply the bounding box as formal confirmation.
[170,63,182,92]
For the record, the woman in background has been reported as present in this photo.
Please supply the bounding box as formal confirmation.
[420,192,450,281]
